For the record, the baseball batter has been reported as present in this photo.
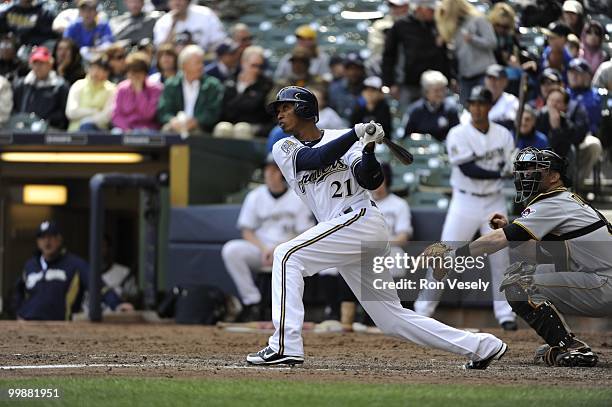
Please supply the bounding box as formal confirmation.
[222,156,313,321]
[425,147,612,367]
[247,86,507,369]
[413,86,517,330]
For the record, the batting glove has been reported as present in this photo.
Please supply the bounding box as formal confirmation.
[356,121,385,146]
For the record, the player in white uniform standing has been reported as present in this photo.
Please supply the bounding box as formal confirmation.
[413,86,518,330]
[246,86,507,369]
[372,163,413,277]
[222,156,313,321]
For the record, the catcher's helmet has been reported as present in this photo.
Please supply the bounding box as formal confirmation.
[266,86,319,123]
[513,147,569,203]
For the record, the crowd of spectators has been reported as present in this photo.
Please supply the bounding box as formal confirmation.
[0,0,609,183]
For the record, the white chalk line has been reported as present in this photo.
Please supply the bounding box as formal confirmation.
[0,363,139,370]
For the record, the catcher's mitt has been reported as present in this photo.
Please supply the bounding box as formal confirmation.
[421,242,453,281]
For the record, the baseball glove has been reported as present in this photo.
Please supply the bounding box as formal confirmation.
[421,242,453,281]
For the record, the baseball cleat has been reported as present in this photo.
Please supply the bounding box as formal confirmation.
[534,338,598,367]
[246,346,304,366]
[555,347,598,367]
[464,342,508,370]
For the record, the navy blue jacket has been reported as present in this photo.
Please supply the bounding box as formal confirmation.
[404,97,460,142]
[13,249,121,320]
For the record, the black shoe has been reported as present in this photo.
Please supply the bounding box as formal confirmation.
[464,342,508,370]
[555,347,598,367]
[246,346,304,366]
[236,303,261,322]
[534,339,597,367]
[501,320,518,331]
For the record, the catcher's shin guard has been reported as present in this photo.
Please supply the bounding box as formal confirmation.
[501,272,574,349]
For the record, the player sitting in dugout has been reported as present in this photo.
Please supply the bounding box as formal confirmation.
[12,221,134,320]
[422,147,612,367]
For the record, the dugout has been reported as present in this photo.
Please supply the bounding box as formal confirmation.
[0,132,266,316]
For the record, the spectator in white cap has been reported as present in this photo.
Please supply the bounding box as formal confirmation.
[349,76,392,137]
[404,70,459,143]
[461,64,518,132]
[561,0,585,36]
[367,0,410,75]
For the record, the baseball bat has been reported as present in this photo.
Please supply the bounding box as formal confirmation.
[514,72,529,133]
[365,123,414,165]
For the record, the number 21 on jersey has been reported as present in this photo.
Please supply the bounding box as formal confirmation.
[331,179,354,198]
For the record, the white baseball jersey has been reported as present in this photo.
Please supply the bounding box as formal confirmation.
[446,122,514,195]
[374,193,413,237]
[237,185,313,247]
[272,129,371,222]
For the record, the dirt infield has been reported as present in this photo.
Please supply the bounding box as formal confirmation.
[1,321,611,387]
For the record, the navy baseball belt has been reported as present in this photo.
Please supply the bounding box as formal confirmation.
[342,200,377,215]
[458,189,497,198]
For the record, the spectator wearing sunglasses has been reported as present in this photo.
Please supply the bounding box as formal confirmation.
[104,43,128,84]
[214,45,273,139]
[580,20,609,74]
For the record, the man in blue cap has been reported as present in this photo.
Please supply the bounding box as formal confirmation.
[12,220,133,320]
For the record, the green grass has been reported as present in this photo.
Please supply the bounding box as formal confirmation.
[0,378,610,407]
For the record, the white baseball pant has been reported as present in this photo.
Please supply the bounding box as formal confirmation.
[221,239,263,306]
[266,203,504,361]
[413,191,515,324]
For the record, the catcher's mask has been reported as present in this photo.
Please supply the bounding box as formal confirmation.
[513,147,568,203]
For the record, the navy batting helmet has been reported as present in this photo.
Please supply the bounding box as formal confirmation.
[266,86,319,123]
[513,147,569,203]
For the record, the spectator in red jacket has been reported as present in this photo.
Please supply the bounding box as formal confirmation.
[112,52,163,131]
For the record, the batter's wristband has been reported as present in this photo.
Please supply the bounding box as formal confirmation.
[455,244,471,258]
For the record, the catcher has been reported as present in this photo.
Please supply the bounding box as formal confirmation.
[422,147,612,367]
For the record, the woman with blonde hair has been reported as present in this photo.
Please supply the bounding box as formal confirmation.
[435,0,497,104]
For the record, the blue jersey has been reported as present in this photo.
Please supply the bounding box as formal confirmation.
[13,249,121,320]
[568,87,602,135]
[64,18,114,48]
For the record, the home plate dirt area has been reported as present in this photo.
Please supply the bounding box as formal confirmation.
[1,321,611,386]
